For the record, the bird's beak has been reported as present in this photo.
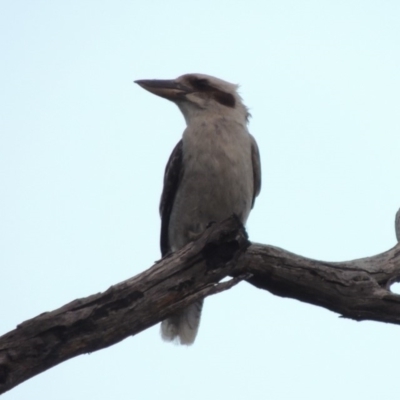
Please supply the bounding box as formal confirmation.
[134,79,190,101]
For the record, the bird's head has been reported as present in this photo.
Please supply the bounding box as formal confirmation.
[135,73,250,125]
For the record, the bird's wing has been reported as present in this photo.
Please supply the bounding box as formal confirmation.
[159,140,184,256]
[250,135,262,207]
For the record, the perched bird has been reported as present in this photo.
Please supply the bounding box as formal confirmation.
[135,73,261,345]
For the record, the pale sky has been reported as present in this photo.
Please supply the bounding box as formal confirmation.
[1,1,400,399]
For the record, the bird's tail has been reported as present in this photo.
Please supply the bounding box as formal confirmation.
[160,300,204,345]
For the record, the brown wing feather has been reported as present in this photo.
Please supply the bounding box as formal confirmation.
[250,135,261,207]
[159,140,183,256]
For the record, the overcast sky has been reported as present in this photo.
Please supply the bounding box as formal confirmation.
[1,1,400,399]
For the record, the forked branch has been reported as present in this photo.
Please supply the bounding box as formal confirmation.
[0,211,399,394]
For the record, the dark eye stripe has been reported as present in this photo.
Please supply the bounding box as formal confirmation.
[190,78,209,91]
[188,78,236,108]
[212,91,235,108]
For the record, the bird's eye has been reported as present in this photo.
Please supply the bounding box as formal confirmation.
[190,78,209,91]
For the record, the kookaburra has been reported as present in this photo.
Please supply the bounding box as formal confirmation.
[135,73,261,345]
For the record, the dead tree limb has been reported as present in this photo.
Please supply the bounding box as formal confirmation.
[244,241,400,323]
[1,212,400,394]
[0,217,250,395]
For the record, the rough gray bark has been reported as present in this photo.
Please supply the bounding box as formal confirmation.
[244,241,400,323]
[1,212,400,394]
[0,217,250,395]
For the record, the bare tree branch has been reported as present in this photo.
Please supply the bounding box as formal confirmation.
[244,241,400,324]
[1,212,400,394]
[0,217,250,395]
